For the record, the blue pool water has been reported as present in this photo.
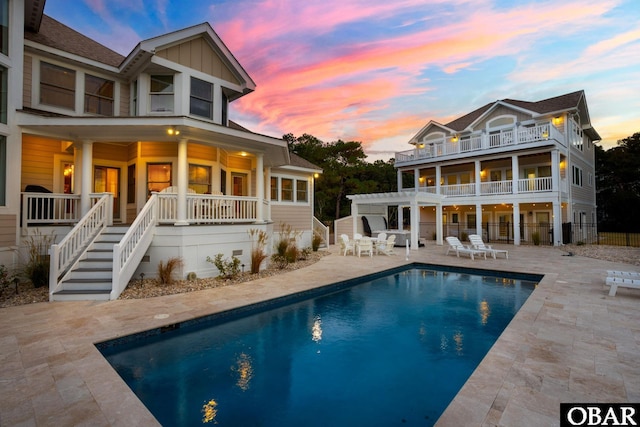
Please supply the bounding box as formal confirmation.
[98,264,540,426]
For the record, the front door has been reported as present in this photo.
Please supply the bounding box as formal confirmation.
[231,172,247,196]
[94,166,120,221]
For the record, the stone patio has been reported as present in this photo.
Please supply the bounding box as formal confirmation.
[0,242,638,426]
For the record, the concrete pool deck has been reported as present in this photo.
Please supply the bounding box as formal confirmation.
[1,243,639,426]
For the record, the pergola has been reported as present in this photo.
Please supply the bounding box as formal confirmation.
[347,191,445,250]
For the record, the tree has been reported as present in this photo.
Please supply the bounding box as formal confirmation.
[596,132,640,231]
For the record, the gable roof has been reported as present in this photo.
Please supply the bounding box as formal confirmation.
[25,15,125,67]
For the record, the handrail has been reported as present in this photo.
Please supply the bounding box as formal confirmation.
[156,193,259,224]
[518,176,553,193]
[49,193,113,299]
[111,194,158,299]
[313,216,329,248]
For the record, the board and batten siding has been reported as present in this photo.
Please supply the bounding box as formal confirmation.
[0,214,16,247]
[271,204,312,232]
[155,38,241,86]
[21,135,59,191]
[119,82,130,116]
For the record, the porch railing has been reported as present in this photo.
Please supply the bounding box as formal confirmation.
[396,122,564,164]
[517,177,552,193]
[21,192,104,228]
[49,193,113,298]
[111,194,158,299]
[156,193,258,224]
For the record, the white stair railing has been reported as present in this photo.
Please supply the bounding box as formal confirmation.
[49,193,113,299]
[313,217,329,248]
[111,194,158,299]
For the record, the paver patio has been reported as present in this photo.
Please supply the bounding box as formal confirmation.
[0,242,638,426]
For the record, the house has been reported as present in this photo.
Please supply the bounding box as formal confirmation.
[0,1,323,300]
[390,90,600,246]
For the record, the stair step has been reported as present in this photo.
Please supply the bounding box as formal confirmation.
[69,269,112,280]
[51,289,111,301]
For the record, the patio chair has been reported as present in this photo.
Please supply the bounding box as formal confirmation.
[605,270,640,296]
[445,236,486,260]
[340,234,355,256]
[357,237,374,257]
[468,234,509,259]
[377,234,396,256]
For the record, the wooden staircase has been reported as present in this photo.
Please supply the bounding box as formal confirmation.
[51,226,128,301]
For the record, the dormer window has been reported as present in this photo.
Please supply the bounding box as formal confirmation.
[40,62,75,110]
[150,75,174,112]
[84,74,114,116]
[190,77,213,119]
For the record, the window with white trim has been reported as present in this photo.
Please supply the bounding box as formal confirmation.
[190,77,213,119]
[572,165,583,187]
[296,180,308,202]
[0,135,5,205]
[84,74,114,116]
[272,176,310,203]
[281,178,294,201]
[189,164,211,194]
[270,176,278,200]
[150,75,174,112]
[40,62,75,110]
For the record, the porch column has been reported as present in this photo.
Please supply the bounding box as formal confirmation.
[397,169,403,191]
[552,201,562,246]
[397,205,404,231]
[551,149,560,192]
[414,167,420,192]
[511,155,519,195]
[410,198,419,250]
[265,166,272,222]
[175,138,188,226]
[474,160,481,196]
[476,203,482,236]
[80,140,93,216]
[351,201,359,237]
[435,165,441,195]
[513,203,521,245]
[435,202,443,245]
[256,153,264,223]
[73,145,82,196]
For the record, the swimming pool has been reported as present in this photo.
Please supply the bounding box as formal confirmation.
[98,264,540,426]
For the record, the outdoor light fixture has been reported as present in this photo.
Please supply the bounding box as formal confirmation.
[167,127,180,136]
[451,135,459,142]
[552,116,562,126]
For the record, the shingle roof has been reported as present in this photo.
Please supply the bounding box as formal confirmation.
[25,15,125,67]
[444,90,585,132]
[289,153,322,171]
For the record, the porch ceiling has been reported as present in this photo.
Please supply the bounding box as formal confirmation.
[16,112,290,166]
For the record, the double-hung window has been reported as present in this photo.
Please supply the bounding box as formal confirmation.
[190,77,213,119]
[189,164,211,194]
[40,62,75,110]
[0,0,7,55]
[150,75,174,112]
[296,180,308,202]
[85,74,114,116]
[281,178,294,201]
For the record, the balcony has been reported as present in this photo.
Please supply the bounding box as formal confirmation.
[396,123,563,165]
[417,177,553,197]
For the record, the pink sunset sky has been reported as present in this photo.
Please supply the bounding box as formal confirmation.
[46,0,640,161]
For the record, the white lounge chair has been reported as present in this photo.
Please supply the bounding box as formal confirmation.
[357,237,374,257]
[377,234,396,256]
[468,234,508,259]
[445,236,486,260]
[607,270,640,279]
[340,234,355,256]
[605,276,640,296]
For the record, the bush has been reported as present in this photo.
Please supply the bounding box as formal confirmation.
[207,254,241,279]
[532,231,541,246]
[158,257,183,284]
[248,229,268,274]
[273,223,302,266]
[0,265,18,293]
[23,230,55,288]
[311,230,323,252]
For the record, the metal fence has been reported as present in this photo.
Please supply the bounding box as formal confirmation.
[419,221,640,247]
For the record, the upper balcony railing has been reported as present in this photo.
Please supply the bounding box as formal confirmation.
[396,122,563,165]
[417,176,553,197]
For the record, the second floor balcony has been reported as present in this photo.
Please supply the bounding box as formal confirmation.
[418,176,556,197]
[396,122,564,165]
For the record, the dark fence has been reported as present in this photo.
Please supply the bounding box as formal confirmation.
[419,221,640,247]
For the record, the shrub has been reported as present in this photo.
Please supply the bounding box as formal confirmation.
[0,265,18,293]
[273,222,302,264]
[186,272,197,281]
[532,231,541,246]
[158,257,183,284]
[207,254,241,279]
[270,254,289,270]
[311,230,323,252]
[284,244,299,264]
[460,232,468,242]
[23,230,56,288]
[248,229,269,274]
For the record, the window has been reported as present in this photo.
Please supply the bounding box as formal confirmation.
[0,66,6,123]
[0,135,5,205]
[40,62,75,110]
[281,178,293,201]
[147,163,171,195]
[221,92,228,125]
[189,164,211,194]
[270,177,278,200]
[452,213,459,224]
[127,164,135,203]
[220,169,227,194]
[132,80,138,115]
[85,74,114,116]
[467,214,476,229]
[0,0,7,56]
[572,165,583,187]
[190,77,213,119]
[150,75,173,112]
[296,180,308,202]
